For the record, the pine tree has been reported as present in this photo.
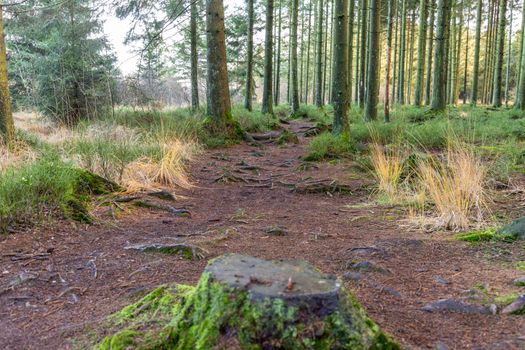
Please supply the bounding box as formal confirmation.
[190,0,199,109]
[347,0,355,103]
[397,0,407,104]
[430,0,451,110]
[358,0,368,107]
[262,0,274,114]
[516,0,525,109]
[414,0,428,106]
[384,0,394,122]
[244,0,254,111]
[0,5,14,146]
[470,0,482,105]
[315,0,324,107]
[206,0,232,122]
[425,0,435,105]
[364,0,381,120]
[491,0,507,107]
[291,0,300,113]
[332,0,349,134]
[274,0,283,105]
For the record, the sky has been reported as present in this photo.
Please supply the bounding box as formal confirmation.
[104,0,246,76]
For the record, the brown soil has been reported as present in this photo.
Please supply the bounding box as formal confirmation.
[1,120,525,349]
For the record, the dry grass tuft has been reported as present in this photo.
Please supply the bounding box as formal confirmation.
[369,142,404,202]
[411,144,488,231]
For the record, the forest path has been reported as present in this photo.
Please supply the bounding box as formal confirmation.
[0,120,524,349]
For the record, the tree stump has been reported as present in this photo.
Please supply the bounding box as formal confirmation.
[95,254,399,350]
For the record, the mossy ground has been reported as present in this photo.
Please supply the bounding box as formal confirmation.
[94,273,399,350]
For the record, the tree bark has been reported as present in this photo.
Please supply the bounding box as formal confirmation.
[332,0,349,134]
[347,0,355,104]
[206,0,232,122]
[491,0,506,107]
[245,0,254,111]
[358,0,368,108]
[470,0,482,105]
[384,0,394,122]
[397,0,407,104]
[364,0,380,120]
[430,0,450,111]
[425,0,435,105]
[262,0,274,114]
[0,4,14,147]
[315,0,325,107]
[274,0,283,105]
[190,0,200,110]
[291,0,300,113]
[414,0,427,106]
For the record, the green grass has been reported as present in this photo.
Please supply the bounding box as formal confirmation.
[455,229,517,243]
[0,155,117,232]
[304,132,356,161]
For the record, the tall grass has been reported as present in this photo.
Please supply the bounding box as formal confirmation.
[369,142,404,202]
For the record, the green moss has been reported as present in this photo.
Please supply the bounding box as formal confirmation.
[494,292,522,306]
[277,129,299,145]
[515,261,525,270]
[455,229,516,243]
[94,273,399,350]
[201,117,245,148]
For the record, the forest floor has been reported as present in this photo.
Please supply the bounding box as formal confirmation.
[1,120,525,349]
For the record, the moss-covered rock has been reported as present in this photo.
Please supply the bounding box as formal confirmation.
[94,254,399,350]
[498,217,525,240]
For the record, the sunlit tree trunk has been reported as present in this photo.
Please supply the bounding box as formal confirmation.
[358,0,367,108]
[517,0,525,100]
[462,7,469,105]
[206,0,232,122]
[291,0,300,113]
[274,0,283,105]
[0,4,14,147]
[315,0,324,107]
[262,0,274,114]
[190,0,199,109]
[305,0,314,103]
[407,9,416,104]
[517,0,525,109]
[397,0,406,104]
[414,0,427,106]
[347,0,355,104]
[425,0,435,105]
[384,0,394,122]
[430,0,450,110]
[245,0,254,111]
[504,0,512,106]
[364,0,380,120]
[491,0,506,107]
[332,0,349,134]
[470,0,482,105]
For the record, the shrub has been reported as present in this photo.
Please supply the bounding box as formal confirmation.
[305,132,355,161]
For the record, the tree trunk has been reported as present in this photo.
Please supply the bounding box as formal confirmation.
[245,0,255,111]
[407,9,416,104]
[315,0,325,107]
[397,0,406,104]
[491,0,506,107]
[358,0,368,108]
[291,0,300,113]
[262,0,274,114]
[470,0,482,105]
[384,0,394,122]
[517,0,525,109]
[322,0,331,105]
[430,0,450,111]
[190,0,200,110]
[462,7,470,105]
[347,0,355,105]
[332,0,349,134]
[414,0,427,106]
[425,0,435,105]
[504,0,512,106]
[206,0,232,123]
[364,0,381,120]
[0,5,14,147]
[305,0,313,103]
[274,0,283,105]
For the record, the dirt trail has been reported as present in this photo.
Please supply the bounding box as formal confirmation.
[1,120,524,349]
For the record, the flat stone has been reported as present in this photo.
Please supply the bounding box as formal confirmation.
[342,272,363,282]
[498,217,525,240]
[422,299,496,315]
[512,277,525,287]
[501,294,525,315]
[264,226,289,236]
[147,190,176,201]
[434,275,450,285]
[205,254,340,317]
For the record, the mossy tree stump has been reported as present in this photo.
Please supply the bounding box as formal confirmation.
[96,254,399,349]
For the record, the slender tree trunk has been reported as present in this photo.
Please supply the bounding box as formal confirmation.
[0,4,13,146]
[262,0,274,114]
[322,0,331,104]
[328,1,335,103]
[392,0,399,104]
[332,0,349,134]
[462,7,470,105]
[414,0,427,106]
[305,0,313,103]
[384,0,394,122]
[492,0,506,107]
[358,0,368,107]
[425,0,435,105]
[245,0,254,111]
[430,0,450,110]
[347,0,355,105]
[354,0,361,102]
[364,0,381,120]
[315,0,325,107]
[190,0,200,109]
[517,0,525,109]
[397,0,407,104]
[299,1,306,103]
[291,0,300,113]
[206,0,232,122]
[470,0,482,105]
[504,0,512,106]
[517,0,525,99]
[407,9,416,104]
[275,0,283,105]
